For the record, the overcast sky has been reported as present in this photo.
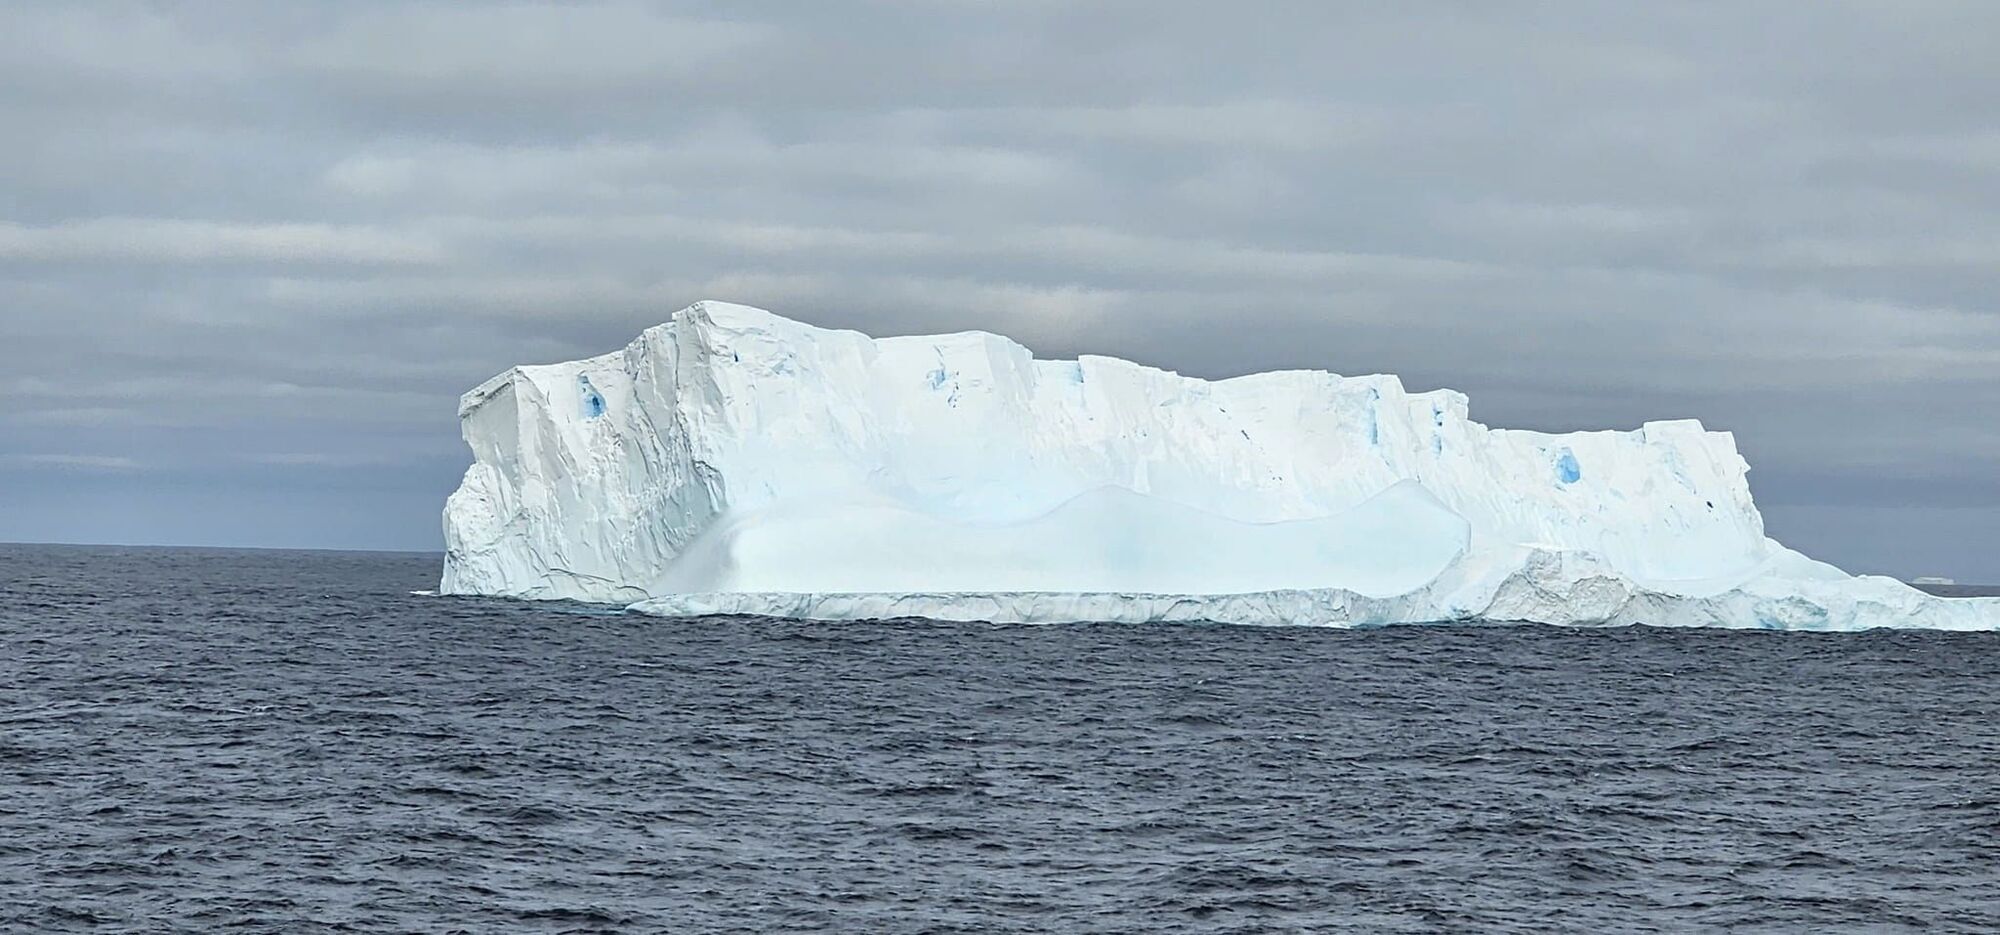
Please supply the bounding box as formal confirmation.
[3,2,1997,579]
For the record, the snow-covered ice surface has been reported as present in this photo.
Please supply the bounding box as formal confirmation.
[441,301,2000,630]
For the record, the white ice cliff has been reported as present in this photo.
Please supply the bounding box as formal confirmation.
[441,301,2000,630]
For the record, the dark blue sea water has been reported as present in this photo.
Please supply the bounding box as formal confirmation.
[4,543,2000,933]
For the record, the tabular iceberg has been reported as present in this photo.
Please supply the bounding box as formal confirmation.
[441,301,1999,630]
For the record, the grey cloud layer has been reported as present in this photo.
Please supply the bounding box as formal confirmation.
[2,0,1996,576]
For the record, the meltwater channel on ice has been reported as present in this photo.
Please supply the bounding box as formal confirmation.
[438,301,1998,631]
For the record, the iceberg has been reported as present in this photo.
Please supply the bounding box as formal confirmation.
[440,301,1999,630]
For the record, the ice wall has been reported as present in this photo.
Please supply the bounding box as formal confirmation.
[441,301,1999,630]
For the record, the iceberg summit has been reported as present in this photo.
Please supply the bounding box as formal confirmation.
[441,301,1999,631]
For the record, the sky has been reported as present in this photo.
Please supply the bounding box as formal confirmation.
[2,2,1997,580]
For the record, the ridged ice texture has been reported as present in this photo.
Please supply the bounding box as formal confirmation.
[441,301,2000,630]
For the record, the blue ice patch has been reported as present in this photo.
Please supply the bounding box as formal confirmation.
[927,365,950,391]
[579,375,607,419]
[1556,450,1581,484]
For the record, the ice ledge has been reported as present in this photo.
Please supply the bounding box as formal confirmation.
[628,584,2000,632]
[627,547,2000,631]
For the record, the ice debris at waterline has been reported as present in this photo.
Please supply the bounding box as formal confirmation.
[440,301,2000,631]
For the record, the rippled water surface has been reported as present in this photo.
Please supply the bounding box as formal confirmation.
[5,544,2000,933]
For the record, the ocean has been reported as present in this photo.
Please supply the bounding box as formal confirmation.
[4,543,1999,933]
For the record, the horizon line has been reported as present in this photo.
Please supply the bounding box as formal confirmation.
[0,539,443,557]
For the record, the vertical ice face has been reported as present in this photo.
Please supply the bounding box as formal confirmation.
[440,300,1999,630]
